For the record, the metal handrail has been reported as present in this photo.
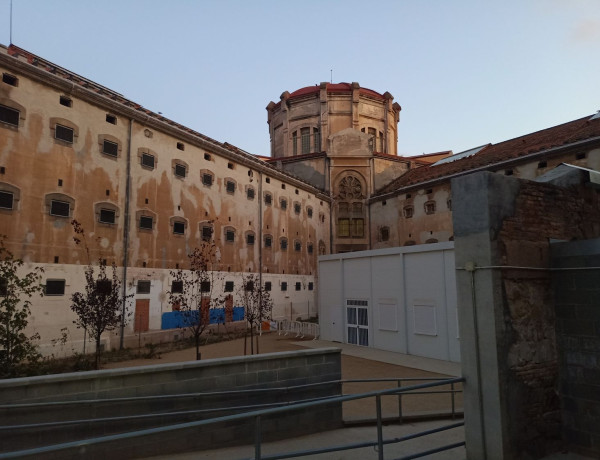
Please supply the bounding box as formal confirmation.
[0,377,459,409]
[0,377,465,460]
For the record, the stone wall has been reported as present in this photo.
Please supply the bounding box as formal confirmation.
[452,171,600,459]
[0,348,343,459]
[552,239,600,458]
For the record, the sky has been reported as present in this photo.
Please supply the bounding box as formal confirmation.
[1,0,599,158]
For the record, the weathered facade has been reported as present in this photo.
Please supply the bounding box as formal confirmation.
[0,45,330,355]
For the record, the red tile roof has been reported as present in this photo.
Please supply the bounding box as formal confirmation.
[375,114,600,196]
[287,83,386,101]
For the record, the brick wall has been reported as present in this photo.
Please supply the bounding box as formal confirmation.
[552,240,600,457]
[497,181,600,457]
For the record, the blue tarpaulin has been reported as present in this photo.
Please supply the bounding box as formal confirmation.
[161,307,245,330]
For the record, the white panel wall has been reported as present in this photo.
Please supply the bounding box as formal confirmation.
[318,242,460,363]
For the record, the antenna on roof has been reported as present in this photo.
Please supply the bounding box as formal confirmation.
[9,0,13,44]
[330,69,333,84]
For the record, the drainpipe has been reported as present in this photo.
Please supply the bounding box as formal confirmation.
[258,170,263,339]
[119,118,133,349]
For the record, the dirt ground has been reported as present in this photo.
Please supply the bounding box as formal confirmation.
[104,332,462,420]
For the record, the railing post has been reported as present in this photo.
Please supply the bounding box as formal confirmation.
[451,382,455,420]
[376,395,384,460]
[255,415,261,460]
[397,379,403,424]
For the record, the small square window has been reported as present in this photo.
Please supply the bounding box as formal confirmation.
[106,114,117,124]
[246,233,255,245]
[171,280,183,293]
[295,282,301,291]
[59,96,72,107]
[202,225,213,241]
[50,200,70,217]
[175,164,186,178]
[177,142,185,151]
[280,199,287,210]
[294,203,301,214]
[173,221,185,235]
[265,235,272,248]
[381,227,390,241]
[227,162,234,169]
[142,153,155,168]
[202,173,213,186]
[2,73,18,86]
[103,140,118,157]
[295,189,299,195]
[0,191,14,209]
[247,188,255,200]
[226,230,235,242]
[96,279,112,295]
[281,282,288,292]
[265,281,272,291]
[245,280,254,291]
[226,180,236,194]
[294,241,301,252]
[204,153,211,161]
[224,281,234,292]
[406,194,412,199]
[403,206,414,219]
[139,216,153,230]
[308,282,314,291]
[281,184,286,190]
[137,280,151,294]
[45,279,66,296]
[265,177,271,183]
[280,239,288,250]
[0,104,20,127]
[537,161,547,169]
[424,202,436,214]
[307,208,313,218]
[99,208,116,224]
[55,124,74,143]
[200,281,210,292]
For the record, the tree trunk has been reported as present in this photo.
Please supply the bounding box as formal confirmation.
[250,325,254,355]
[195,334,201,360]
[95,336,101,370]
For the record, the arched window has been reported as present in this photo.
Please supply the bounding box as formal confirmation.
[336,174,366,238]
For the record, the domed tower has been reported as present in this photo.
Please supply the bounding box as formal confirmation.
[266,82,404,254]
[266,82,400,158]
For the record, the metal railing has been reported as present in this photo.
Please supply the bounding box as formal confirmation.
[275,319,319,339]
[0,377,464,460]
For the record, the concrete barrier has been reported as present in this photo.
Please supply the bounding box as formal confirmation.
[0,348,343,458]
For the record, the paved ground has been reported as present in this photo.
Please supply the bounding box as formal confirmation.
[107,333,592,459]
[105,332,463,420]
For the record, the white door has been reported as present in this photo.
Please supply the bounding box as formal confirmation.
[346,300,369,346]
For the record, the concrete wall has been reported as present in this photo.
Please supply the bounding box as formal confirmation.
[452,171,600,460]
[318,243,460,362]
[551,238,600,458]
[0,348,343,458]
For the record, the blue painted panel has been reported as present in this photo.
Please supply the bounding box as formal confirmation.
[233,306,245,322]
[161,307,246,330]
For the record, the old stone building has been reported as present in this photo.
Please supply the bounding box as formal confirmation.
[1,41,599,357]
[0,44,331,354]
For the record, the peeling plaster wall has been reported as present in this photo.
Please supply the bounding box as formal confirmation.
[0,60,330,356]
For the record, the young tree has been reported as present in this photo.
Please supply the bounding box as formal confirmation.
[0,238,44,377]
[238,273,273,355]
[70,220,131,369]
[70,260,130,369]
[168,242,222,360]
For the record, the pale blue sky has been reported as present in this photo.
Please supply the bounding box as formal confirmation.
[1,0,599,157]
